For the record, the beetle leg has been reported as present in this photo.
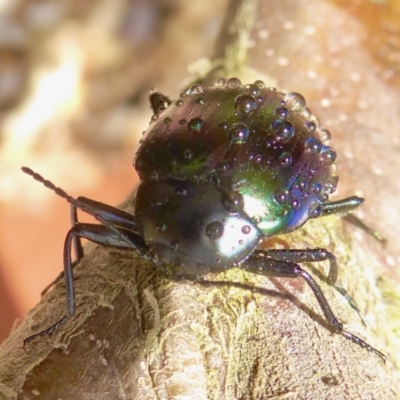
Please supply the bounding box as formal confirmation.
[322,196,386,243]
[265,248,338,285]
[41,197,141,296]
[241,252,386,361]
[263,248,367,325]
[24,224,148,345]
[322,195,364,216]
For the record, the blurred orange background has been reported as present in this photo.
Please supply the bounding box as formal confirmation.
[0,0,227,343]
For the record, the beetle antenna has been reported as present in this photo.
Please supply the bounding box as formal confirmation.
[21,167,148,257]
[22,167,84,209]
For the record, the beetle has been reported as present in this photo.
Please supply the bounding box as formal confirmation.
[22,77,385,360]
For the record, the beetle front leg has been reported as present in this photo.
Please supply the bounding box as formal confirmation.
[240,251,386,361]
[25,223,147,345]
[322,196,386,243]
[41,198,141,296]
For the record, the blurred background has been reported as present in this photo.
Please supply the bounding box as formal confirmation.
[0,0,228,343]
[1,0,400,348]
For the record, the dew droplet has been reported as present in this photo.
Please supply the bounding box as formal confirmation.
[216,161,230,172]
[216,78,227,87]
[242,225,251,234]
[188,117,204,131]
[296,179,308,191]
[151,114,159,123]
[284,92,306,112]
[219,121,229,130]
[185,83,204,95]
[271,119,295,143]
[274,188,289,204]
[275,107,290,119]
[179,119,187,125]
[279,152,292,166]
[304,136,322,154]
[246,83,261,96]
[234,94,258,113]
[176,187,188,196]
[302,107,312,118]
[226,77,242,88]
[205,221,224,239]
[223,191,244,213]
[305,121,316,133]
[230,122,250,144]
[311,182,322,194]
[254,80,265,89]
[163,117,171,125]
[319,128,332,143]
[175,100,183,107]
[320,146,337,165]
[183,149,193,160]
[310,204,323,218]
[151,171,159,180]
[156,222,167,231]
[324,176,338,194]
[195,96,205,105]
[170,241,179,251]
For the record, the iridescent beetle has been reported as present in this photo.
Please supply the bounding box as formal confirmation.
[23,78,385,360]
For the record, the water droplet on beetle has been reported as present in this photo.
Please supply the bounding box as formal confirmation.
[242,225,251,234]
[305,121,317,133]
[234,94,258,113]
[311,182,322,194]
[279,152,293,166]
[163,117,171,125]
[151,171,159,180]
[183,149,193,159]
[156,222,167,231]
[302,108,312,118]
[170,241,179,251]
[223,191,244,213]
[274,188,289,204]
[176,187,188,196]
[254,80,265,89]
[310,205,323,218]
[151,114,159,123]
[324,176,338,193]
[304,136,322,154]
[205,221,224,239]
[319,128,331,143]
[175,100,183,107]
[246,83,261,96]
[219,121,229,130]
[185,83,204,95]
[195,96,205,105]
[252,215,262,224]
[271,119,295,143]
[216,162,230,172]
[188,118,204,131]
[216,78,227,87]
[320,146,337,165]
[284,92,306,112]
[230,122,250,144]
[275,107,290,119]
[179,119,187,125]
[226,77,241,88]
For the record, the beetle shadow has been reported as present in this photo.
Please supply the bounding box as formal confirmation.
[196,278,336,333]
